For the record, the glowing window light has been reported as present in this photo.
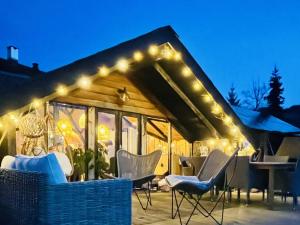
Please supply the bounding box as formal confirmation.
[56,85,68,96]
[97,124,111,141]
[174,52,182,61]
[77,76,91,89]
[98,66,110,77]
[224,116,232,125]
[203,94,212,103]
[148,45,159,56]
[116,58,129,72]
[32,98,42,108]
[182,66,192,77]
[193,81,202,91]
[208,139,215,146]
[133,51,143,61]
[212,104,222,114]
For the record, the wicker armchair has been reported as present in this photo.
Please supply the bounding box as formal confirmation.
[117,149,162,210]
[0,169,132,225]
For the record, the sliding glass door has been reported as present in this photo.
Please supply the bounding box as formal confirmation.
[121,114,139,155]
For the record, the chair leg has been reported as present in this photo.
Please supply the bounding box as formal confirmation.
[262,190,265,201]
[246,190,250,205]
[237,188,241,202]
[135,182,152,210]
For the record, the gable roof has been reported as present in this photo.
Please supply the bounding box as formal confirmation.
[1,26,299,142]
[233,106,300,134]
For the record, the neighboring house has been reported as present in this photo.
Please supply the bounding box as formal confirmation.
[279,105,300,129]
[0,26,299,175]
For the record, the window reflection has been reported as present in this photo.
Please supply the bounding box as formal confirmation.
[121,116,138,154]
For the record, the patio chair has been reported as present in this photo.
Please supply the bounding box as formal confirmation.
[166,148,239,225]
[0,169,132,225]
[226,156,268,204]
[117,149,162,210]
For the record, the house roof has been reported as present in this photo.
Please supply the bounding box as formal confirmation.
[232,106,300,134]
[0,26,298,142]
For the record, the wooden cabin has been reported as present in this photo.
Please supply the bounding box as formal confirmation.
[0,26,299,177]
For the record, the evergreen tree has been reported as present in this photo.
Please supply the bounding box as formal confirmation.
[266,65,284,112]
[227,84,241,106]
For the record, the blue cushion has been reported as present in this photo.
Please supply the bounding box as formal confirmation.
[14,153,67,185]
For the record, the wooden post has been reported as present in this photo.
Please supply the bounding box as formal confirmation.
[88,107,96,180]
[168,123,172,174]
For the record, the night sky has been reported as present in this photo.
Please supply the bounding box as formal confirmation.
[1,0,300,107]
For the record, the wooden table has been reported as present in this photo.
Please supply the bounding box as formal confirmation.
[250,162,296,209]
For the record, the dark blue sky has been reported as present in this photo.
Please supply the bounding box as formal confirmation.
[1,0,300,107]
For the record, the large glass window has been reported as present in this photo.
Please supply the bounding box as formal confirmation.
[145,119,169,175]
[97,111,116,163]
[48,103,87,151]
[121,115,138,154]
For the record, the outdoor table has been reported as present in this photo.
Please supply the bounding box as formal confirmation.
[250,161,297,209]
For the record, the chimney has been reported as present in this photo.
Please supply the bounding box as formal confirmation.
[32,63,39,71]
[7,46,19,62]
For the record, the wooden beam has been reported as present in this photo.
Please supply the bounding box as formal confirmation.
[153,63,219,137]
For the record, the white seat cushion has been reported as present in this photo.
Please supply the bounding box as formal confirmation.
[1,155,16,169]
[53,151,73,176]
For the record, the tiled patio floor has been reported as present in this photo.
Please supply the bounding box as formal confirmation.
[132,191,300,225]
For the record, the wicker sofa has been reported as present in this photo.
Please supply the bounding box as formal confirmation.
[0,169,132,225]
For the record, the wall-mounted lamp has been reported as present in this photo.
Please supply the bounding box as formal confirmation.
[117,87,130,104]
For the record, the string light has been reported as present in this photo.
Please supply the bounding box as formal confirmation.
[230,126,239,135]
[98,66,110,77]
[9,113,19,124]
[224,116,233,125]
[182,66,192,77]
[56,85,68,96]
[212,104,222,114]
[116,58,129,72]
[32,98,42,108]
[203,94,212,103]
[148,45,159,56]
[133,51,143,61]
[192,81,202,91]
[174,52,182,61]
[77,76,91,89]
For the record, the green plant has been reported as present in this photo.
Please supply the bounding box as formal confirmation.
[72,148,94,181]
[95,143,110,179]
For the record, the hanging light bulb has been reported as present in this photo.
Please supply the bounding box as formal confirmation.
[203,94,212,103]
[32,98,42,108]
[192,81,202,91]
[133,51,143,61]
[116,58,129,72]
[224,116,233,125]
[148,45,159,56]
[77,76,91,89]
[174,51,182,61]
[98,66,110,77]
[230,126,239,135]
[182,66,192,77]
[56,85,68,96]
[212,104,222,114]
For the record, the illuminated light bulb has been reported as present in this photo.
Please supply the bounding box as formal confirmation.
[56,85,68,96]
[133,51,143,61]
[174,52,182,61]
[224,116,233,125]
[148,45,159,56]
[9,114,19,124]
[221,139,229,147]
[231,126,239,135]
[193,81,202,91]
[77,76,91,89]
[98,66,110,77]
[116,58,129,72]
[32,98,42,108]
[203,94,212,103]
[212,104,222,114]
[182,66,192,77]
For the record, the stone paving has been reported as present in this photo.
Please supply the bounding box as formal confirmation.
[132,191,300,225]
